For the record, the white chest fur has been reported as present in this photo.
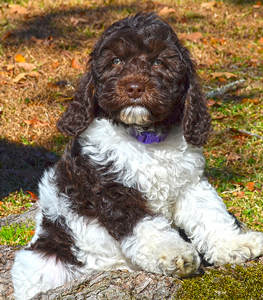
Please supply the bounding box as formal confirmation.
[79,119,206,220]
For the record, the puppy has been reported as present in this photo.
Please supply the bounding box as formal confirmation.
[12,12,263,300]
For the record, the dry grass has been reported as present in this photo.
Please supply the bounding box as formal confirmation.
[0,0,263,232]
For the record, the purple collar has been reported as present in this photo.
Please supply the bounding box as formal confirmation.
[130,128,169,144]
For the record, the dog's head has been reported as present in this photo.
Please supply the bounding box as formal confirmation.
[57,12,211,147]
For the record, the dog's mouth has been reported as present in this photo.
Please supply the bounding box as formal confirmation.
[119,106,152,125]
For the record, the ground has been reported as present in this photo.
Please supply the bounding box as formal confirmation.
[0,0,263,298]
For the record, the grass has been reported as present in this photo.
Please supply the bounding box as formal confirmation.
[0,223,35,246]
[177,264,263,299]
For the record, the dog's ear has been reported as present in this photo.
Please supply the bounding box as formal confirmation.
[182,56,212,148]
[57,71,96,137]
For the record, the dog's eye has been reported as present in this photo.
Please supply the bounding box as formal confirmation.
[112,58,122,65]
[153,59,162,66]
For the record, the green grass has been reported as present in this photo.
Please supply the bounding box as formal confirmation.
[177,264,263,300]
[0,223,35,246]
[0,190,33,218]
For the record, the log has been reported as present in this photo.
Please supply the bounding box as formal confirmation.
[0,243,182,300]
[32,270,182,300]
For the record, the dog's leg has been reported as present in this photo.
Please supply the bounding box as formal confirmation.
[121,215,200,277]
[11,250,78,300]
[173,177,263,265]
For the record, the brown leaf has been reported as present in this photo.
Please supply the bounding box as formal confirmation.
[12,71,39,82]
[212,115,226,120]
[17,62,36,72]
[246,182,255,192]
[227,152,242,162]
[26,190,38,202]
[9,4,27,14]
[210,72,237,79]
[15,54,26,63]
[6,64,15,71]
[12,72,27,82]
[70,17,89,26]
[24,117,49,127]
[71,58,85,69]
[258,37,263,44]
[52,61,60,69]
[30,36,44,44]
[206,99,216,107]
[158,7,176,16]
[1,32,12,41]
[241,98,260,104]
[201,1,217,9]
[218,77,227,82]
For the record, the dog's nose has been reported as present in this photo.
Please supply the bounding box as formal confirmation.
[125,82,145,99]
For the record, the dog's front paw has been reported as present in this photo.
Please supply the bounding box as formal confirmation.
[121,216,200,277]
[207,231,263,265]
[156,242,200,277]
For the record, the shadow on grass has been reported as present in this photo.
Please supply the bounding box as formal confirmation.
[1,3,142,48]
[0,139,59,200]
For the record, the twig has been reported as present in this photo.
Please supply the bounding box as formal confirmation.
[205,79,245,99]
[215,127,263,140]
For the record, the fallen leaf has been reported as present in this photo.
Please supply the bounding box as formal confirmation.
[212,115,226,120]
[158,7,176,16]
[234,212,242,216]
[1,32,12,40]
[71,58,85,69]
[12,72,27,82]
[210,72,237,79]
[15,54,26,63]
[206,99,216,106]
[210,38,218,45]
[246,182,255,192]
[179,32,203,42]
[0,71,10,77]
[218,77,227,82]
[26,190,38,202]
[13,71,39,82]
[70,17,89,26]
[9,4,27,14]
[227,152,242,162]
[17,62,36,72]
[30,36,44,44]
[241,98,260,104]
[24,117,49,126]
[258,37,263,44]
[52,61,60,69]
[201,1,217,9]
[219,38,227,45]
[30,230,36,235]
[6,64,15,71]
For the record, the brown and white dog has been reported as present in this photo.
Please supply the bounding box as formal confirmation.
[12,12,263,299]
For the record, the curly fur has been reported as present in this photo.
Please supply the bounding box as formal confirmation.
[12,12,263,300]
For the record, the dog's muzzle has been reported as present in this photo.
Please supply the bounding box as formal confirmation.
[119,106,151,125]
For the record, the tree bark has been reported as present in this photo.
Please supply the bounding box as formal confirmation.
[0,246,22,300]
[32,270,182,300]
